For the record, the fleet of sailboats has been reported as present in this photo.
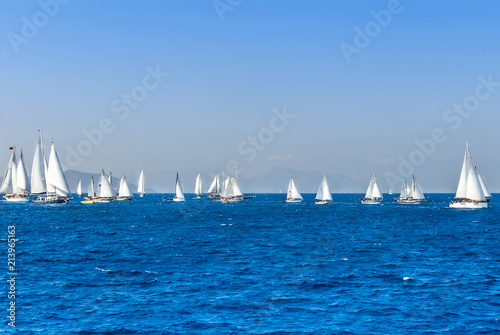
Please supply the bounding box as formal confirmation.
[286,177,303,203]
[0,135,495,207]
[362,173,383,204]
[450,142,489,209]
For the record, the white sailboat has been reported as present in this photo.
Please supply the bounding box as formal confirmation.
[221,176,244,202]
[389,187,393,195]
[195,173,203,198]
[96,170,115,202]
[0,147,30,202]
[315,175,333,205]
[450,142,488,209]
[286,177,303,203]
[397,175,425,204]
[115,174,133,201]
[207,173,221,200]
[173,172,185,202]
[77,180,82,197]
[138,169,146,197]
[362,173,383,204]
[81,176,97,204]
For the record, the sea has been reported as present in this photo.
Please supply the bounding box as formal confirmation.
[1,194,499,334]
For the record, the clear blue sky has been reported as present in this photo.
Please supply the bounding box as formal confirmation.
[1,0,500,192]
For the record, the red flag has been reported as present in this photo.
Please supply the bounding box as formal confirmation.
[9,147,13,150]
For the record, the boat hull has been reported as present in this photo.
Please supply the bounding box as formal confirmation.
[115,196,133,201]
[4,194,29,202]
[397,199,424,204]
[361,199,382,205]
[32,195,70,204]
[315,200,331,205]
[173,197,185,202]
[286,198,302,203]
[450,200,488,209]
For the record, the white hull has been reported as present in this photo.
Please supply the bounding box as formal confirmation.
[397,199,424,204]
[315,200,331,205]
[450,200,488,209]
[286,198,302,203]
[4,195,29,202]
[361,199,381,205]
[173,197,185,202]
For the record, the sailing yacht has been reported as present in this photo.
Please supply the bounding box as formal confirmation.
[397,175,425,204]
[388,188,393,195]
[362,173,383,204]
[77,180,82,197]
[221,175,244,203]
[0,147,30,202]
[286,177,303,203]
[450,142,488,209]
[115,174,133,201]
[195,174,203,198]
[173,172,185,202]
[315,175,333,205]
[32,139,72,203]
[81,176,97,204]
[138,169,146,197]
[207,173,221,200]
[96,170,115,202]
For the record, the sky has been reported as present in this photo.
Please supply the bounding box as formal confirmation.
[1,0,500,192]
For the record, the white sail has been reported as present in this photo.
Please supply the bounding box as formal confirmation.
[119,174,133,197]
[16,150,30,193]
[46,142,71,196]
[195,174,203,195]
[315,175,332,201]
[455,143,469,199]
[225,177,243,197]
[399,179,408,199]
[287,177,302,200]
[476,167,492,198]
[108,171,113,187]
[207,173,219,193]
[98,170,116,198]
[364,175,374,199]
[175,173,185,200]
[88,176,95,198]
[365,174,382,200]
[411,176,425,200]
[223,176,230,193]
[137,169,145,195]
[465,158,485,201]
[31,132,47,194]
[77,180,82,196]
[0,149,16,194]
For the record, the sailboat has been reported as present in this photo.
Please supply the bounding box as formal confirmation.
[138,169,146,197]
[315,175,332,205]
[96,170,115,202]
[207,173,221,200]
[362,173,383,204]
[221,172,245,203]
[81,176,97,204]
[388,188,393,195]
[450,142,488,209]
[397,175,425,204]
[32,139,72,203]
[173,172,185,202]
[77,180,82,197]
[115,174,133,201]
[195,173,203,198]
[0,147,30,202]
[286,177,303,203]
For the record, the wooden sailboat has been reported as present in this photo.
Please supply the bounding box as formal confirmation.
[115,174,133,201]
[397,175,425,204]
[138,169,146,197]
[221,175,244,203]
[362,173,383,204]
[0,147,30,202]
[173,172,185,202]
[450,142,488,209]
[315,175,332,205]
[94,170,115,202]
[286,177,303,203]
[195,173,203,198]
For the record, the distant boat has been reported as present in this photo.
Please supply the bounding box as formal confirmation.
[96,170,115,202]
[397,175,425,204]
[0,147,30,202]
[388,187,393,195]
[207,173,221,200]
[32,139,72,204]
[221,172,244,203]
[362,173,383,204]
[138,169,146,197]
[286,177,303,203]
[450,142,488,209]
[77,180,82,197]
[81,176,98,204]
[115,174,133,201]
[315,175,332,205]
[195,173,203,198]
[173,172,185,202]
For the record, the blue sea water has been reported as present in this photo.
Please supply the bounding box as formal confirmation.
[1,194,499,334]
